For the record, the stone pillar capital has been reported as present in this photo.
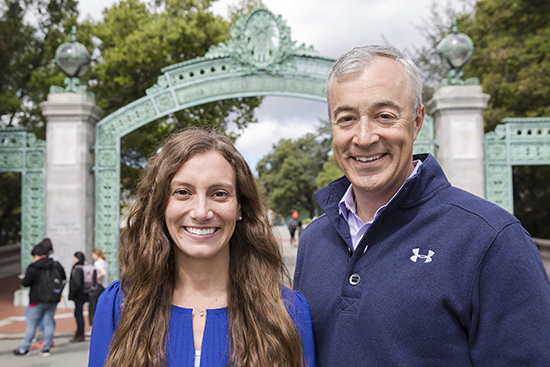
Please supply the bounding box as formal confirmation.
[40,93,103,125]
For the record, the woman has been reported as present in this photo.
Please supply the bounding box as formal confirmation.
[88,248,108,326]
[69,251,89,342]
[89,129,316,367]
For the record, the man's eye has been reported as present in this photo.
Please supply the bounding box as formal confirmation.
[378,113,395,121]
[336,116,355,125]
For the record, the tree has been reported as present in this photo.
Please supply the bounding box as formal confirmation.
[316,154,343,189]
[0,0,81,246]
[257,129,331,219]
[461,0,550,131]
[0,0,80,138]
[89,0,262,192]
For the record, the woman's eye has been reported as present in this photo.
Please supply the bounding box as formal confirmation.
[173,189,190,198]
[213,191,229,199]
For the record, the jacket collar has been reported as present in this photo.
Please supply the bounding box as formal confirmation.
[314,154,450,244]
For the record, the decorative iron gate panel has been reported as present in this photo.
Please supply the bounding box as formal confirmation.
[0,128,46,270]
[485,117,550,213]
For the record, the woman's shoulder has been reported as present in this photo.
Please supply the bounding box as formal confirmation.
[281,285,309,311]
[99,281,124,304]
[103,280,122,295]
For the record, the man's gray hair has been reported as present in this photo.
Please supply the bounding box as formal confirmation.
[325,45,423,118]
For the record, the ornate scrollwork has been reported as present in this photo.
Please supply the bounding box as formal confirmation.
[205,8,321,74]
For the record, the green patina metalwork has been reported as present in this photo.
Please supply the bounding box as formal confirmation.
[93,8,436,279]
[0,128,46,271]
[485,117,550,213]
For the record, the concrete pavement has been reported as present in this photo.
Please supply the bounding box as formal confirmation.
[0,225,298,365]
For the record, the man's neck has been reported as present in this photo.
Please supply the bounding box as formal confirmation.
[354,190,390,223]
[352,160,420,223]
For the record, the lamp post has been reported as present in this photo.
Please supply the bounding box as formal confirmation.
[436,18,475,86]
[51,26,93,97]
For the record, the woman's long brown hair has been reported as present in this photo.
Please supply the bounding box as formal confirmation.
[105,129,305,367]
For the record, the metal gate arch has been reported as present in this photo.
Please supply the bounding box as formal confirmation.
[0,128,47,271]
[93,8,437,277]
[93,8,336,276]
[485,117,550,213]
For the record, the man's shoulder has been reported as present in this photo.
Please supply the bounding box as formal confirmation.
[438,185,519,229]
[300,214,335,242]
[303,214,329,230]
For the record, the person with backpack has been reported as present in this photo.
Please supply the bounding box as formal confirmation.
[69,251,94,342]
[29,238,57,350]
[13,243,66,357]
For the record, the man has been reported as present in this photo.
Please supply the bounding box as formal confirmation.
[294,45,550,366]
[13,243,66,357]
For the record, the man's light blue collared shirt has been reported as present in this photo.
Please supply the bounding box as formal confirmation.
[338,160,422,251]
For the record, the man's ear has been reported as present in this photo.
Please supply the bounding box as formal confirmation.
[413,104,426,141]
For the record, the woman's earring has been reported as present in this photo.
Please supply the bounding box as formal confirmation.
[238,216,242,221]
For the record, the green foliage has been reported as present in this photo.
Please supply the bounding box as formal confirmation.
[0,0,80,138]
[0,172,21,246]
[316,154,343,189]
[463,0,550,131]
[416,0,550,132]
[257,129,331,219]
[89,0,262,191]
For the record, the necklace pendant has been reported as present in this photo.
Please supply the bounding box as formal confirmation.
[199,311,204,317]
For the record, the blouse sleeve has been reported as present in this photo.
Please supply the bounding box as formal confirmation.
[88,281,123,367]
[284,287,317,367]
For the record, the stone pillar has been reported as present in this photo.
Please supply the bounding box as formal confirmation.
[40,93,103,281]
[426,85,490,198]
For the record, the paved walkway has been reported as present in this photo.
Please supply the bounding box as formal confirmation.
[0,226,298,365]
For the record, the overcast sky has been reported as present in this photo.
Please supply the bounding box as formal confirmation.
[77,0,454,171]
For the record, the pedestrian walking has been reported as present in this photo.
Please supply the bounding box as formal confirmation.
[69,252,89,342]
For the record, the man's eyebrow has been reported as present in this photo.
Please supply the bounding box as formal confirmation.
[332,101,405,117]
[332,105,357,117]
[373,100,404,113]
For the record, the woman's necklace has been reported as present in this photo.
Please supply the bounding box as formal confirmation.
[175,282,229,317]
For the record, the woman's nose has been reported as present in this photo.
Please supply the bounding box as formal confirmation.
[190,196,213,221]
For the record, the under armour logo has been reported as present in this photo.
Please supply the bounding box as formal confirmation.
[410,248,434,263]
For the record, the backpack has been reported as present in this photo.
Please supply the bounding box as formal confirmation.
[74,264,98,294]
[37,262,66,303]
